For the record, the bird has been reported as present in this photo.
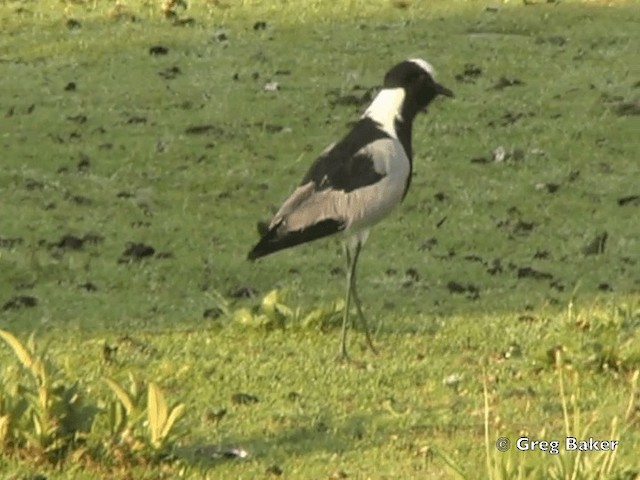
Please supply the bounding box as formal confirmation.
[248,58,453,360]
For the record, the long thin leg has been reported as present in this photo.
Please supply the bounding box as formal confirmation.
[338,241,377,360]
[338,245,356,360]
[350,266,378,355]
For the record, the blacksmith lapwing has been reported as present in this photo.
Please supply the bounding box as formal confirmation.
[248,58,453,360]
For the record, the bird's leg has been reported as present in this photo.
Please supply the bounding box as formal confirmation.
[352,289,374,347]
[338,241,377,360]
[349,243,377,355]
[338,245,355,360]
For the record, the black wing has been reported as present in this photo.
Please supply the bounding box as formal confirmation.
[301,117,391,193]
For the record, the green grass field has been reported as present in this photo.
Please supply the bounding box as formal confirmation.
[1,0,639,478]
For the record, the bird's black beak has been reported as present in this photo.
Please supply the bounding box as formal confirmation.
[435,82,454,98]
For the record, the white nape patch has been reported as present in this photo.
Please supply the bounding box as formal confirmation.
[409,58,436,78]
[362,88,405,139]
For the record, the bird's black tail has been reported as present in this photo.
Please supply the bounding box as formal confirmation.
[247,228,282,261]
[247,219,345,260]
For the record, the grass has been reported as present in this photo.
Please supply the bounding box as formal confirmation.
[1,0,639,478]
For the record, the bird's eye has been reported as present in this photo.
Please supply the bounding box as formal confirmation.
[409,71,426,83]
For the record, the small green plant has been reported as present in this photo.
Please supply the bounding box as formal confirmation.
[104,375,185,451]
[147,382,185,450]
[233,288,293,329]
[0,329,187,473]
[103,374,145,449]
[233,288,344,331]
[0,329,99,464]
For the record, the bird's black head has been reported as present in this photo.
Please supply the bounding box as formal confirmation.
[383,58,454,120]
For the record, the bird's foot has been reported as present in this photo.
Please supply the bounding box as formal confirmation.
[335,355,369,369]
[336,348,350,363]
[364,337,378,356]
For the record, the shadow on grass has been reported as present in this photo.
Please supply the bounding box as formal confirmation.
[175,412,395,468]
